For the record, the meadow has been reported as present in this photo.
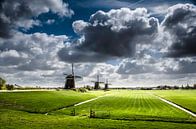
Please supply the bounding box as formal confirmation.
[0,90,103,113]
[152,90,196,113]
[54,90,195,122]
[0,90,196,129]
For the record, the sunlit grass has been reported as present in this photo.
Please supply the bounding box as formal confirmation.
[55,90,195,122]
[152,90,196,113]
[0,90,196,129]
[1,109,196,129]
[0,90,103,113]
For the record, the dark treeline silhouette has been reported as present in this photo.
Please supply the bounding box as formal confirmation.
[1,76,196,91]
[155,84,196,90]
[6,84,14,90]
[0,77,14,90]
[110,84,196,90]
[0,77,6,90]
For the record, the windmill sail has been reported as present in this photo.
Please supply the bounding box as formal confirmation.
[64,63,82,89]
[93,74,104,89]
[72,63,74,76]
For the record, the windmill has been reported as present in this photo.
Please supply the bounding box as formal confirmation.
[63,63,82,89]
[104,79,111,90]
[91,74,104,89]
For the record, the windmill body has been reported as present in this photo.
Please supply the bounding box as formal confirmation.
[92,75,104,89]
[65,75,75,89]
[104,79,111,90]
[94,82,100,89]
[105,83,108,89]
[64,63,81,89]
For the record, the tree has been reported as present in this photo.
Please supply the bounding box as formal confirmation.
[6,84,14,90]
[0,77,6,90]
[194,84,196,89]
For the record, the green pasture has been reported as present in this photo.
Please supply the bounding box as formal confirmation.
[55,90,195,122]
[0,109,196,129]
[0,90,195,129]
[152,90,196,113]
[0,90,103,113]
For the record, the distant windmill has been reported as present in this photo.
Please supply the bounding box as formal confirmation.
[63,63,82,89]
[92,74,104,89]
[104,79,111,90]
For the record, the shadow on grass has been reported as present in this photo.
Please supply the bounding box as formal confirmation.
[91,115,196,124]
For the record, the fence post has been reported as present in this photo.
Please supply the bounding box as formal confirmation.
[90,108,95,118]
[71,108,76,116]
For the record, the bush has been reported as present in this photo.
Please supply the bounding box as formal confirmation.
[0,77,6,90]
[71,88,77,91]
[6,84,14,90]
[55,88,60,91]
[71,87,88,92]
[78,87,87,93]
[84,85,93,90]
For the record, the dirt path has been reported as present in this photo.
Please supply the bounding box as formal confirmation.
[153,94,196,117]
[45,94,109,115]
[74,94,108,107]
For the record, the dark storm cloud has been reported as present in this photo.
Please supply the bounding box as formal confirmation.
[162,4,196,57]
[0,50,27,66]
[0,0,33,38]
[0,0,73,38]
[58,8,159,62]
[58,47,113,63]
[157,58,196,74]
[176,59,196,73]
[117,60,154,74]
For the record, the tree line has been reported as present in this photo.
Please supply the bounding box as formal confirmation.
[0,77,14,90]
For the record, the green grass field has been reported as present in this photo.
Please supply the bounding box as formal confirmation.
[0,90,103,113]
[152,90,196,113]
[0,90,196,129]
[55,90,194,122]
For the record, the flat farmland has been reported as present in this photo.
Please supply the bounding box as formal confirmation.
[0,90,196,129]
[55,90,195,122]
[152,90,196,113]
[0,90,103,113]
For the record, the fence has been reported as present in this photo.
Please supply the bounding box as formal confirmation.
[69,108,111,119]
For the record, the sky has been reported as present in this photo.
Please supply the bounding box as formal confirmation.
[0,0,196,88]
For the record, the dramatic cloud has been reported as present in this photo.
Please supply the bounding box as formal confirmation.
[0,0,73,38]
[0,32,67,70]
[162,3,196,57]
[58,8,159,62]
[0,1,196,87]
[164,58,196,74]
[117,56,196,76]
[117,56,155,75]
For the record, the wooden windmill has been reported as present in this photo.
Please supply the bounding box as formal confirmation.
[64,63,82,89]
[104,79,111,90]
[92,74,104,89]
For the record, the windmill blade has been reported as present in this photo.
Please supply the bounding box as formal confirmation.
[14,84,21,88]
[91,81,104,83]
[66,77,74,79]
[74,75,82,78]
[41,74,52,77]
[71,63,74,75]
